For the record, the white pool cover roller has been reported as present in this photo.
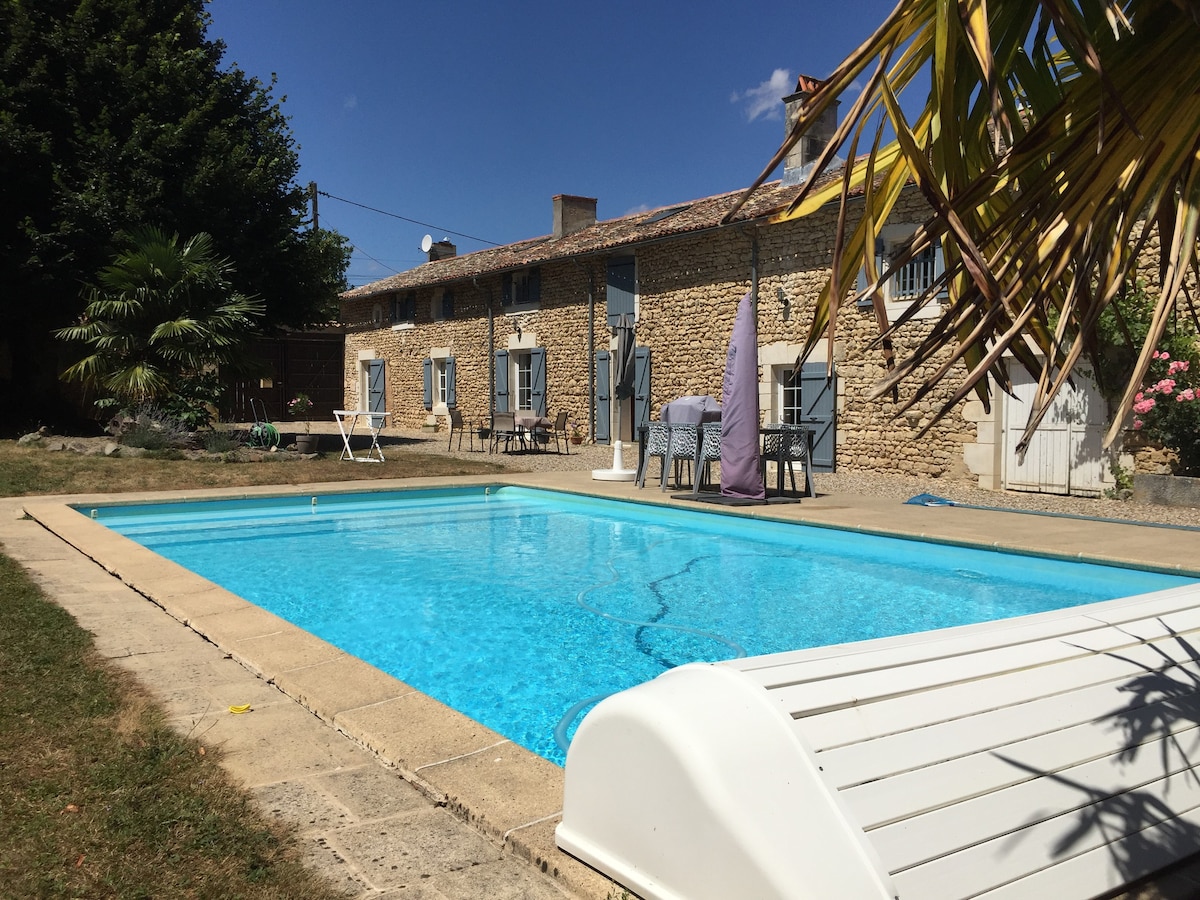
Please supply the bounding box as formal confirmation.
[555,663,896,900]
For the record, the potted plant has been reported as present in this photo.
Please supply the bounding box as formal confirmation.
[569,419,586,445]
[287,393,318,452]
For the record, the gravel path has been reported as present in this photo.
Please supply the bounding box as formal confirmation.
[383,428,1200,530]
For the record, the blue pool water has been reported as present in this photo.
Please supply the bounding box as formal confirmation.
[86,486,1196,765]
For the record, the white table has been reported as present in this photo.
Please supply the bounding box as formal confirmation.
[334,410,390,462]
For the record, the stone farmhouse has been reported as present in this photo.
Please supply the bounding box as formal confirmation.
[340,77,1117,496]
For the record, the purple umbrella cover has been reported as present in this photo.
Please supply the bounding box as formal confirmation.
[720,292,765,500]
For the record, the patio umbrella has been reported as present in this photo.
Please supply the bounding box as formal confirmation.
[720,292,765,500]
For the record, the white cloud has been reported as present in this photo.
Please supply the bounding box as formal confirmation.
[343,94,358,111]
[732,69,793,122]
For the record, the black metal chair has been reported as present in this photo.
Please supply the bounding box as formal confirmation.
[542,410,570,454]
[447,408,472,451]
[489,411,523,453]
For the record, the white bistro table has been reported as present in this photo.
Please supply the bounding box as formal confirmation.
[334,410,390,462]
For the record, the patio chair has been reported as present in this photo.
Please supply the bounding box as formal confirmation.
[760,424,815,497]
[692,422,722,498]
[447,408,472,451]
[489,411,523,453]
[542,410,570,454]
[636,422,671,488]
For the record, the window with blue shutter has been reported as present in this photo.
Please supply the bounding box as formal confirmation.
[501,268,540,309]
[422,358,433,410]
[633,346,652,433]
[446,357,457,408]
[391,291,416,323]
[606,257,636,328]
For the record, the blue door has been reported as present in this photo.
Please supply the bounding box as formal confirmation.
[800,363,835,471]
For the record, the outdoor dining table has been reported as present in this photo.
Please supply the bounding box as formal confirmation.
[334,409,390,462]
[514,413,552,451]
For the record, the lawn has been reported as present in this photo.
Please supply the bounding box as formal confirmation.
[0,439,509,898]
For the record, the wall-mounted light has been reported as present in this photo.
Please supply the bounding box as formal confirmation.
[516,324,522,340]
[777,287,791,322]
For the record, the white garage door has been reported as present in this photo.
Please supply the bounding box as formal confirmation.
[1003,362,1108,496]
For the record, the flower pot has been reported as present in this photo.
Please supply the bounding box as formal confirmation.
[294,433,320,454]
[570,436,584,445]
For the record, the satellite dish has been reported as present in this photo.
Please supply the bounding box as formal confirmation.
[420,234,433,253]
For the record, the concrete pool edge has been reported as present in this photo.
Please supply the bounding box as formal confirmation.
[21,476,621,900]
[19,471,1200,900]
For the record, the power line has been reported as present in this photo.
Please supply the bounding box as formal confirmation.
[317,190,502,247]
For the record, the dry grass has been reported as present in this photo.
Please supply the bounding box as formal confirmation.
[0,438,509,497]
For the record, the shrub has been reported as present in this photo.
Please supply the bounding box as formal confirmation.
[1131,349,1200,475]
[111,403,194,450]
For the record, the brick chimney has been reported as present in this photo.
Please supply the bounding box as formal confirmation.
[782,74,841,186]
[428,239,456,262]
[552,194,597,239]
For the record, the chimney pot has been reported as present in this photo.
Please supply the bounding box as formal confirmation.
[428,239,456,262]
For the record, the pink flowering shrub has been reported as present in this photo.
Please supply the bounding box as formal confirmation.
[1132,349,1200,474]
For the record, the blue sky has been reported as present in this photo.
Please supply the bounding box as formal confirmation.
[206,1,902,288]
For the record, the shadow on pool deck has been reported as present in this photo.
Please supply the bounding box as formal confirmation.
[8,470,1200,900]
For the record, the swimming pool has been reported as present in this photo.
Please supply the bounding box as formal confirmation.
[85,486,1197,765]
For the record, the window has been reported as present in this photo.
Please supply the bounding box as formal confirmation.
[431,288,454,321]
[433,359,448,406]
[890,242,937,301]
[422,355,456,410]
[777,367,802,425]
[391,291,416,325]
[858,229,945,320]
[515,352,533,411]
[501,268,541,309]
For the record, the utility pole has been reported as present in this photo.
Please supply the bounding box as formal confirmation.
[308,181,318,230]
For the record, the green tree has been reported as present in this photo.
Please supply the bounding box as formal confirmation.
[0,0,349,428]
[56,228,264,426]
[730,0,1200,453]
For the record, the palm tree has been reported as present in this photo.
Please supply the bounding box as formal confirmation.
[57,228,264,419]
[728,0,1200,451]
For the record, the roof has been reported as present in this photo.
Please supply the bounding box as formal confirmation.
[341,178,822,302]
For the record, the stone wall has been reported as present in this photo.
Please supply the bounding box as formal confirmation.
[342,190,979,478]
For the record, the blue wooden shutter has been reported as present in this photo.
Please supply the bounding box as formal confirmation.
[606,257,635,329]
[446,357,457,408]
[800,362,835,471]
[493,350,509,412]
[530,347,547,416]
[368,359,386,425]
[422,358,433,410]
[633,346,651,433]
[595,350,611,443]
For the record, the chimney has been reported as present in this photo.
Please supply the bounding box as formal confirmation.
[552,194,597,239]
[782,74,841,187]
[428,239,456,262]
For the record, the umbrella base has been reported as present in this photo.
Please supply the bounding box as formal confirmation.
[592,440,638,482]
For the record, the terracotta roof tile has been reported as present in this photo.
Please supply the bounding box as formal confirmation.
[341,175,837,300]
